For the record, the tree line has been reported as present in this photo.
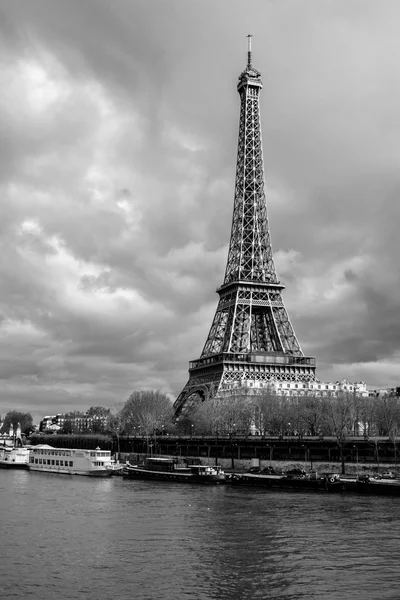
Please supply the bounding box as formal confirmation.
[3,389,400,452]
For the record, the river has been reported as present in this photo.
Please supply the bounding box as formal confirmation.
[0,470,398,599]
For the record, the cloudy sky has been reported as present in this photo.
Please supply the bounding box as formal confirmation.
[1,0,400,421]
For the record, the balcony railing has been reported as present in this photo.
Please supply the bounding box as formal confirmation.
[189,352,316,370]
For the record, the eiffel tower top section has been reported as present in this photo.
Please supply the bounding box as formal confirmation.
[223,35,279,290]
[237,34,263,90]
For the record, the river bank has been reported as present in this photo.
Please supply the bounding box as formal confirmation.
[119,452,398,476]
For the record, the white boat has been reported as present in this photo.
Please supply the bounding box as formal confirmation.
[0,446,30,469]
[28,445,114,477]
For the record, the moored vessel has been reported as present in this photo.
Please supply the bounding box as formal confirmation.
[123,457,226,484]
[228,470,346,493]
[28,445,114,477]
[0,446,30,469]
[351,474,400,496]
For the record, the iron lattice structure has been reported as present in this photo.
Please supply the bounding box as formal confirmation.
[174,39,317,416]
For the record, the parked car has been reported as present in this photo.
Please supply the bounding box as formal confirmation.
[260,466,283,475]
[286,468,307,479]
[247,466,261,474]
[380,471,396,479]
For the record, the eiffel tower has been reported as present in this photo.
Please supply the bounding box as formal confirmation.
[174,37,317,416]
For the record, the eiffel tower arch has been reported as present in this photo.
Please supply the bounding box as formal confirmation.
[174,37,317,417]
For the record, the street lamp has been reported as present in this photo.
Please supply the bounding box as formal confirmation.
[302,444,307,470]
[353,444,359,477]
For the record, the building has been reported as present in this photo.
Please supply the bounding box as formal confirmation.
[39,412,109,433]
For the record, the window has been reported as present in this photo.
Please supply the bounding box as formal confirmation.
[287,384,290,388]
[52,460,55,465]
[69,461,73,467]
[325,385,328,390]
[39,459,42,464]
[60,461,63,466]
[47,460,51,465]
[56,460,59,466]
[295,384,298,388]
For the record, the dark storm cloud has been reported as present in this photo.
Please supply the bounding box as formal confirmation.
[1,0,400,421]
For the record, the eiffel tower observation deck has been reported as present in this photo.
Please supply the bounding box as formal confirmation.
[174,37,317,417]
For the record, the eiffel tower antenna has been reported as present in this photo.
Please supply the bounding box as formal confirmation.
[174,37,317,416]
[247,33,252,67]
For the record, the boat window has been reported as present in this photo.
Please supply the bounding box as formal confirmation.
[60,461,63,466]
[69,461,73,467]
[56,460,59,466]
[47,459,51,465]
[52,460,55,465]
[39,459,42,464]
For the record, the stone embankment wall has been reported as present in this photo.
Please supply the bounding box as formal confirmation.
[120,453,396,475]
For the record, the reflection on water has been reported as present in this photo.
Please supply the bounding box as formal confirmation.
[1,471,399,599]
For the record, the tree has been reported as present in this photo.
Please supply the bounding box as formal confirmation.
[1,411,34,436]
[60,419,74,435]
[376,393,400,466]
[297,393,325,436]
[121,390,174,440]
[357,394,378,437]
[91,419,106,435]
[322,392,355,474]
[193,394,254,467]
[106,404,125,458]
[86,406,111,418]
[253,391,282,436]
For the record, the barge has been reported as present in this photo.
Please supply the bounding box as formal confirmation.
[228,470,346,492]
[123,457,226,484]
[349,474,400,496]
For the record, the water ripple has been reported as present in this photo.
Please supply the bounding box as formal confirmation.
[1,473,400,599]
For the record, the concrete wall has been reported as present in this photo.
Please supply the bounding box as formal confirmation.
[120,452,397,476]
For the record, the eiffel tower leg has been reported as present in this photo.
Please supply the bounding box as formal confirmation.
[174,376,221,417]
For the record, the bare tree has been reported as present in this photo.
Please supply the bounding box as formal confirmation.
[357,395,378,437]
[121,390,174,453]
[106,403,125,459]
[297,393,325,436]
[253,391,281,436]
[376,393,400,466]
[322,392,355,474]
[193,393,254,467]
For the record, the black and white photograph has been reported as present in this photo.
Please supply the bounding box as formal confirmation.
[1,2,400,599]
